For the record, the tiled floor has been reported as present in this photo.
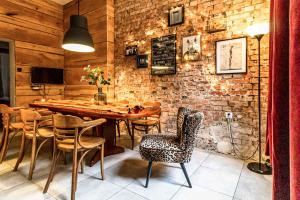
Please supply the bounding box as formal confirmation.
[0,133,272,200]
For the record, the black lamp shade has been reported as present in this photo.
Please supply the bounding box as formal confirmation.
[62,15,95,52]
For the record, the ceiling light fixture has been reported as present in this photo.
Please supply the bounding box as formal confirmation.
[62,0,95,53]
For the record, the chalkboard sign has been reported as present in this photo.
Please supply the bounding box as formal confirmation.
[151,34,176,75]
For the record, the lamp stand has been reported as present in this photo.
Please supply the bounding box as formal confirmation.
[247,34,272,175]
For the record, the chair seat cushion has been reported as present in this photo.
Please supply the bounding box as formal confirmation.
[58,137,105,151]
[25,127,54,139]
[139,134,187,163]
[10,122,24,129]
[131,119,159,126]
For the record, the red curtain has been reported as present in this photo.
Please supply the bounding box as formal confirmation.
[267,0,300,199]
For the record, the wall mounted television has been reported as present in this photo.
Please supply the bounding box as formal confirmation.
[31,67,64,84]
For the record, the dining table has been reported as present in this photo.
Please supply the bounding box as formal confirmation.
[29,100,161,167]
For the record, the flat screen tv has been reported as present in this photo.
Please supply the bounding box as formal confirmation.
[31,67,64,84]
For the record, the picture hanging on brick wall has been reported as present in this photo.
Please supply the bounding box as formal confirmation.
[136,54,148,68]
[215,37,247,74]
[168,5,184,26]
[182,35,201,61]
[151,34,176,75]
[125,45,138,56]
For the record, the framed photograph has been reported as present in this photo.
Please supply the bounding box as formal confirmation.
[151,34,176,75]
[168,5,184,27]
[216,37,247,74]
[137,54,148,68]
[125,45,138,56]
[182,35,201,61]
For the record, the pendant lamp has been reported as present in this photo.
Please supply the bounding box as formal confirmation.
[62,0,95,52]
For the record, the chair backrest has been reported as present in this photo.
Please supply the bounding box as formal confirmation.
[20,109,42,134]
[53,114,83,148]
[176,107,195,141]
[181,111,204,162]
[143,101,161,118]
[0,104,11,127]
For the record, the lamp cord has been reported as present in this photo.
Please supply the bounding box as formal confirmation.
[227,118,258,160]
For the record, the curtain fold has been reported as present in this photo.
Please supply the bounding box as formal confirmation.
[289,0,300,199]
[267,0,300,199]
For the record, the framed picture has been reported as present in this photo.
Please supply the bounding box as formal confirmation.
[151,34,176,75]
[125,45,138,56]
[137,54,148,68]
[215,37,247,74]
[182,35,201,61]
[168,5,184,27]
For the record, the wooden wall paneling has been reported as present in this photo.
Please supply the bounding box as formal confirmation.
[0,0,64,107]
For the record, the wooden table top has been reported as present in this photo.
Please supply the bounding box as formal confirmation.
[30,100,161,120]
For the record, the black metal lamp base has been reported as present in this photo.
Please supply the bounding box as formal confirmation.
[247,162,272,175]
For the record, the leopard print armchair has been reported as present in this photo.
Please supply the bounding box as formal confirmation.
[139,107,204,188]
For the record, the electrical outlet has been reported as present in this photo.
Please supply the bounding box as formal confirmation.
[225,112,233,119]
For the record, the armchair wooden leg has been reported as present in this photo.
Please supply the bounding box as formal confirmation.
[116,121,121,137]
[100,144,104,180]
[158,122,161,133]
[180,163,192,188]
[80,151,84,174]
[71,148,78,200]
[145,161,153,188]
[43,150,61,193]
[0,127,9,163]
[28,139,37,180]
[131,125,135,150]
[14,133,26,171]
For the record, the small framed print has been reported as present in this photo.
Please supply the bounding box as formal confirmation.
[125,45,138,56]
[182,35,201,61]
[137,54,148,68]
[168,5,184,27]
[216,37,247,74]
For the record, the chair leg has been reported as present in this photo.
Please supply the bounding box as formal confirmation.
[14,133,26,171]
[145,161,153,188]
[63,151,67,165]
[116,121,121,137]
[71,148,78,200]
[145,126,149,135]
[100,144,105,180]
[0,127,9,163]
[43,150,61,193]
[180,163,192,188]
[28,138,37,180]
[80,151,84,174]
[131,125,135,150]
[158,121,161,133]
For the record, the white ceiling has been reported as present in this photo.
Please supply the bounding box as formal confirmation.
[50,0,73,5]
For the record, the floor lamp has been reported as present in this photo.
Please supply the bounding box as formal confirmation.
[246,23,272,175]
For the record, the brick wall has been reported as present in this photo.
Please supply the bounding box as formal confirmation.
[114,0,270,158]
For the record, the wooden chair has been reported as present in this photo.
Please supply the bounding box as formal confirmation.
[0,104,24,163]
[43,114,106,200]
[130,101,161,149]
[13,109,54,180]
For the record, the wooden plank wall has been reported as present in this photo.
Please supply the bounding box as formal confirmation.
[0,0,64,107]
[63,0,115,101]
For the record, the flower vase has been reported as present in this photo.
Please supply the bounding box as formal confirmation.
[94,87,107,104]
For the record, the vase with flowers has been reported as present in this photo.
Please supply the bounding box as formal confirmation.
[81,65,111,104]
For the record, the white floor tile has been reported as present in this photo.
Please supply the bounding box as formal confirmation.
[108,189,147,200]
[202,154,244,175]
[191,166,240,196]
[172,184,233,200]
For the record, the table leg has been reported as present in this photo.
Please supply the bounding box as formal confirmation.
[89,119,125,167]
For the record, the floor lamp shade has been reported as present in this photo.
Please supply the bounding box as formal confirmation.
[62,15,95,53]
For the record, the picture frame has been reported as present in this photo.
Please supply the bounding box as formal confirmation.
[125,45,138,56]
[215,37,247,74]
[182,35,201,62]
[168,5,184,27]
[136,54,148,68]
[151,34,177,75]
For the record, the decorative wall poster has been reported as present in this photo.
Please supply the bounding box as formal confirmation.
[216,37,247,74]
[125,45,138,56]
[151,34,176,75]
[182,35,201,61]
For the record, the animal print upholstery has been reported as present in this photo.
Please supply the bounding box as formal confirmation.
[139,108,204,163]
